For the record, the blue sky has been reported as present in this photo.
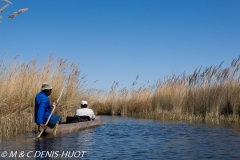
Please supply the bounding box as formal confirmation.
[0,0,239,91]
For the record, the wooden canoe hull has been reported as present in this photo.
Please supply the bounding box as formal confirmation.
[43,116,102,136]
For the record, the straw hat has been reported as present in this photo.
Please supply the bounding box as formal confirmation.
[41,82,53,90]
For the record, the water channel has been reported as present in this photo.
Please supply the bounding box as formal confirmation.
[1,116,240,159]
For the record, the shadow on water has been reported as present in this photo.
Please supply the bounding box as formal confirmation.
[1,116,240,159]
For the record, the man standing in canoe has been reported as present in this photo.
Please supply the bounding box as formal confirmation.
[75,100,95,121]
[34,82,62,131]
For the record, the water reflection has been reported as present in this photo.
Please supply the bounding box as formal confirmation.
[1,116,240,159]
[34,138,58,159]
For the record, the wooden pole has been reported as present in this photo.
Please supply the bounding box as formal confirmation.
[36,87,64,138]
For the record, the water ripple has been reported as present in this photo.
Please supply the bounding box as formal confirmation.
[1,116,240,159]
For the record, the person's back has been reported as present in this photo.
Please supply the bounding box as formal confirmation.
[75,100,95,121]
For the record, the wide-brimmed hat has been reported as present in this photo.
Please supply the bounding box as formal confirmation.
[81,100,88,105]
[41,82,53,90]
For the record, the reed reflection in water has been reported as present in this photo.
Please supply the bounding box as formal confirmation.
[1,116,240,159]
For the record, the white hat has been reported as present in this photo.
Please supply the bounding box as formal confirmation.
[81,100,88,105]
[41,82,53,90]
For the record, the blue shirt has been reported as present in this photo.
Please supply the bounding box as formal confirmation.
[34,91,54,125]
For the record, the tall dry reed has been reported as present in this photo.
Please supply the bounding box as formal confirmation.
[0,54,94,138]
[0,4,9,14]
[8,8,28,18]
[91,75,154,116]
[92,57,240,124]
[2,0,13,5]
[141,57,240,123]
[2,54,240,139]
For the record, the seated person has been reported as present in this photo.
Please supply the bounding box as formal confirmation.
[35,82,62,130]
[75,100,95,121]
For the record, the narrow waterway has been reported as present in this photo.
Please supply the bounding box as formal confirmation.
[1,116,240,159]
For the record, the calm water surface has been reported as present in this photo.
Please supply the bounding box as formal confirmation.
[1,116,240,159]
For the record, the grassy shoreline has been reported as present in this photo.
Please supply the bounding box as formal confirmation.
[1,55,240,139]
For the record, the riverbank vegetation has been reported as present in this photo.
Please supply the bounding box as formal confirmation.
[1,54,240,138]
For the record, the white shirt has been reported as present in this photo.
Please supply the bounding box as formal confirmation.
[75,108,95,120]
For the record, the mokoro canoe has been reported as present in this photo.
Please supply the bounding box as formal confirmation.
[42,116,102,136]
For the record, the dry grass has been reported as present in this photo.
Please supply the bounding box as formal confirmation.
[8,8,28,18]
[0,4,9,14]
[0,1,26,23]
[2,0,13,5]
[1,54,240,138]
[93,57,240,124]
[0,54,92,138]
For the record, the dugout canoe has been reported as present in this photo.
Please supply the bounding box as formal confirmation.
[42,116,102,136]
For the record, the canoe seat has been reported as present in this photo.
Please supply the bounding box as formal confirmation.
[66,116,91,123]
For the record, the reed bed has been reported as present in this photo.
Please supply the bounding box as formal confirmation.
[92,57,240,124]
[1,54,240,139]
[0,54,92,138]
